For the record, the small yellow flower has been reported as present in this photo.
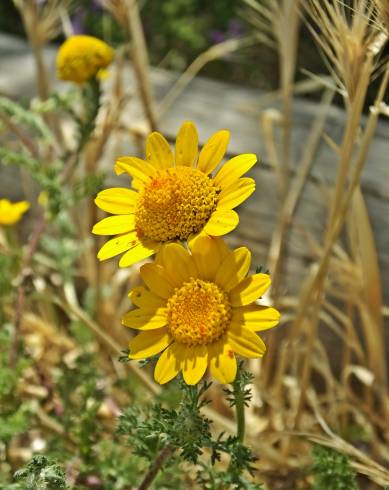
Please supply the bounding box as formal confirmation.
[56,35,114,84]
[0,199,29,226]
[123,237,280,385]
[93,122,258,267]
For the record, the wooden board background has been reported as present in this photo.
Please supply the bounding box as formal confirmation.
[1,34,388,310]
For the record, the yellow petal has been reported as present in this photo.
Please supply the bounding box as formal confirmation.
[213,235,231,262]
[131,178,144,191]
[154,343,182,384]
[140,263,175,299]
[203,209,239,236]
[95,188,138,214]
[92,215,135,235]
[128,286,166,309]
[190,235,228,281]
[227,326,266,358]
[154,247,165,266]
[119,240,158,267]
[231,305,280,331]
[158,243,197,287]
[181,345,208,385]
[215,247,251,291]
[0,200,30,225]
[229,273,271,306]
[187,229,206,249]
[128,328,171,359]
[12,201,30,215]
[214,154,257,188]
[97,232,138,261]
[197,129,230,175]
[209,340,237,384]
[217,178,256,210]
[175,121,198,167]
[115,156,155,183]
[188,230,230,265]
[122,307,168,330]
[146,132,173,169]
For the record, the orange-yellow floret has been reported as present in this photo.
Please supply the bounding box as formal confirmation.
[166,278,232,346]
[135,167,219,242]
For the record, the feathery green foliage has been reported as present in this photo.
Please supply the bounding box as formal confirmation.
[311,445,358,490]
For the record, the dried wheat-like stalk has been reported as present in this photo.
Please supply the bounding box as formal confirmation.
[244,0,302,199]
[101,0,158,131]
[304,1,386,238]
[304,0,386,104]
[254,4,389,464]
[291,67,389,427]
[13,0,74,99]
[243,1,303,335]
[157,37,254,118]
[375,0,389,34]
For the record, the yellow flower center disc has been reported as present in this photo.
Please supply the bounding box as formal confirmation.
[166,278,232,346]
[135,167,219,242]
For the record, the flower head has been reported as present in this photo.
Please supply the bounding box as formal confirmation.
[93,122,257,267]
[56,35,114,84]
[0,199,29,226]
[123,237,280,385]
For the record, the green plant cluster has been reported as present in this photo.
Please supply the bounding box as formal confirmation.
[0,328,31,448]
[311,445,359,490]
[118,373,263,489]
[4,455,67,490]
[0,95,105,221]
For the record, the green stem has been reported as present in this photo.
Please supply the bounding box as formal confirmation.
[78,77,101,153]
[233,376,245,443]
[60,77,102,182]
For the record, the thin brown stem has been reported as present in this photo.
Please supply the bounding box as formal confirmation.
[0,113,40,158]
[137,444,174,490]
[9,214,46,367]
[125,0,157,131]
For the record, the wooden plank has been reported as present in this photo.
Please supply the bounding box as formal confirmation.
[1,34,389,306]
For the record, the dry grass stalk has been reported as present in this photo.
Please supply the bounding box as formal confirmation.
[244,0,302,199]
[157,37,254,118]
[304,0,385,104]
[251,3,389,471]
[291,66,389,427]
[102,0,158,131]
[375,0,389,34]
[262,88,335,385]
[286,3,387,428]
[304,393,389,486]
[347,187,386,384]
[304,0,385,236]
[266,88,335,292]
[13,0,73,100]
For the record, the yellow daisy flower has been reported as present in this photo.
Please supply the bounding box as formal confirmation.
[123,236,280,385]
[56,35,114,84]
[0,199,30,226]
[93,122,257,267]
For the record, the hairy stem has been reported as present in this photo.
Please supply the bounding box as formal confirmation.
[233,377,246,443]
[137,444,174,490]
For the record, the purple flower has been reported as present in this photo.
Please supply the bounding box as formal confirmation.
[209,30,226,44]
[71,8,86,35]
[228,19,244,37]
